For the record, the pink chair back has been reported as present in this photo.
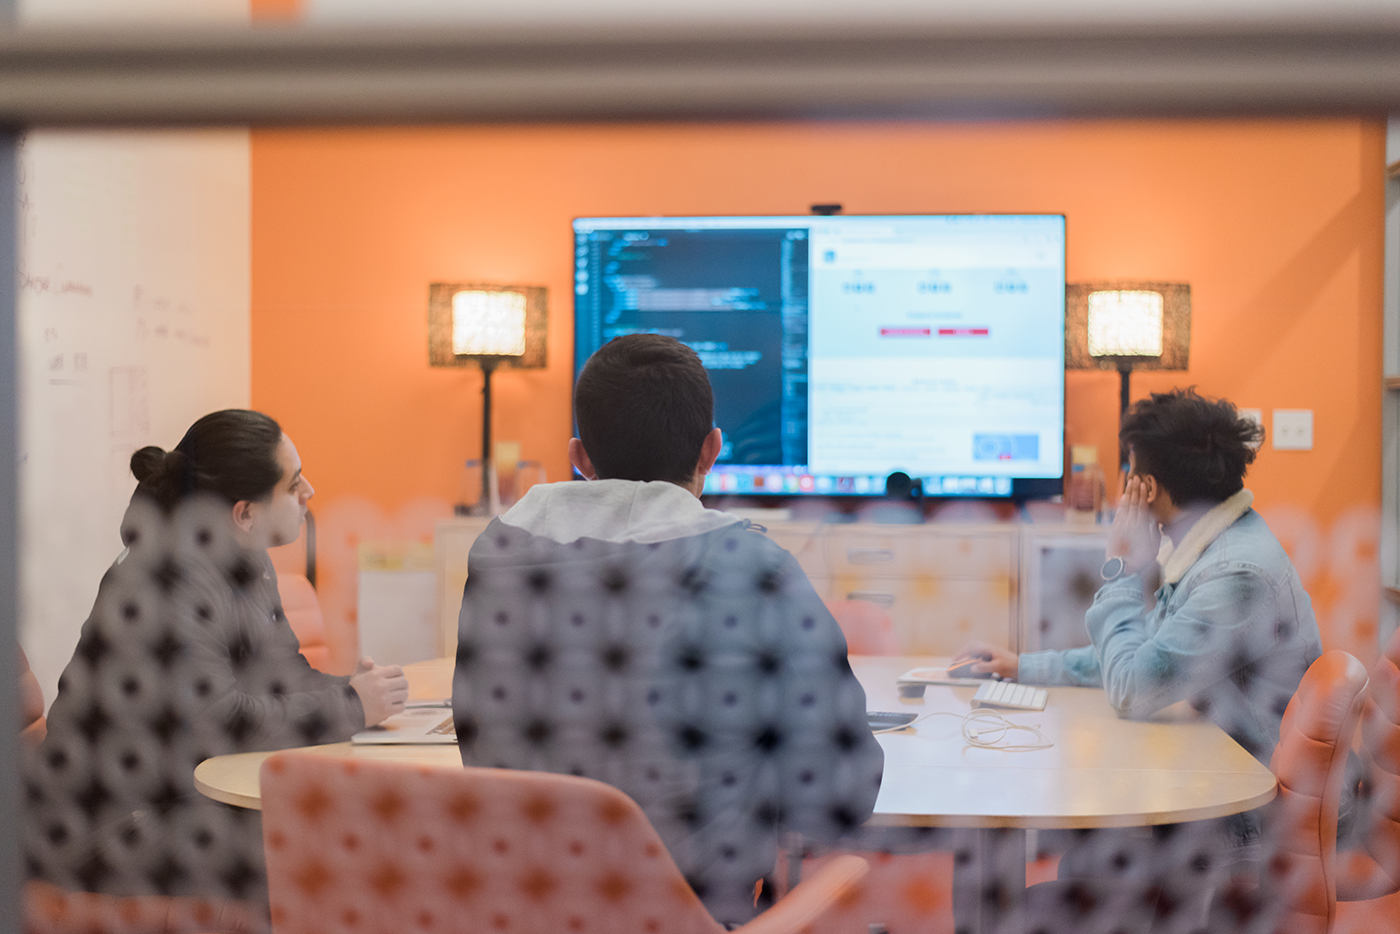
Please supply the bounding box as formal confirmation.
[1263,650,1369,934]
[1337,626,1400,901]
[260,754,729,934]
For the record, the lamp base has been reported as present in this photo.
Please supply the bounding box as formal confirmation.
[458,458,502,516]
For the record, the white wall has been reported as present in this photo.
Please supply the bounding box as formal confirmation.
[17,131,252,706]
[16,0,251,708]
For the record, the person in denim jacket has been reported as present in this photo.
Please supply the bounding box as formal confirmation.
[955,389,1322,767]
[953,389,1323,931]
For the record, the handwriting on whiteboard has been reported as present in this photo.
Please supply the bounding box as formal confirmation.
[134,287,211,347]
[21,272,92,297]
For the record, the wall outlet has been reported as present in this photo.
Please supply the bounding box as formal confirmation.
[1272,409,1313,451]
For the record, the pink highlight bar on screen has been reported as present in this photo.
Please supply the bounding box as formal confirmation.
[937,327,991,336]
[879,327,932,337]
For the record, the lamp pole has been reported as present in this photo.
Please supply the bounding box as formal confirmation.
[1118,364,1132,475]
[480,357,497,510]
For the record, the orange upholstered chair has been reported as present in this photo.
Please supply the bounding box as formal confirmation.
[259,753,868,934]
[1336,627,1400,902]
[1234,650,1370,934]
[23,880,262,934]
[276,573,331,673]
[19,645,46,746]
[825,599,900,656]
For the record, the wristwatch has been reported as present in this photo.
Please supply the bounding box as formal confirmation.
[1101,556,1127,581]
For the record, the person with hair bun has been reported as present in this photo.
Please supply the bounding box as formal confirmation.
[25,410,407,908]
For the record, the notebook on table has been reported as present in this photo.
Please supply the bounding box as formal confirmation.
[897,665,990,688]
[351,707,457,745]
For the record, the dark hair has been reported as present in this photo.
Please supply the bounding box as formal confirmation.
[1120,388,1263,505]
[574,334,714,485]
[131,409,284,509]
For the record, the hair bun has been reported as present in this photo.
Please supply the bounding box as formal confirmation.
[130,446,169,485]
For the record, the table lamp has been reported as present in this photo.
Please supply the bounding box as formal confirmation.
[428,283,547,513]
[1065,281,1190,472]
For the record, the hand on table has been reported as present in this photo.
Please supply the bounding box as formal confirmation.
[350,655,408,727]
[950,640,1018,681]
[1108,474,1162,577]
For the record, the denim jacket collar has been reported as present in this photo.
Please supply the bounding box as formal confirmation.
[1156,488,1254,586]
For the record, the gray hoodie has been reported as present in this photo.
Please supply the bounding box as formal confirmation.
[452,479,884,925]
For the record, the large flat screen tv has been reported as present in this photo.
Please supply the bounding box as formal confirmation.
[573,214,1066,499]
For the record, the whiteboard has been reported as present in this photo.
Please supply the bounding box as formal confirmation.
[16,129,252,707]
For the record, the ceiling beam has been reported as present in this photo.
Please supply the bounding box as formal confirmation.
[0,23,1398,125]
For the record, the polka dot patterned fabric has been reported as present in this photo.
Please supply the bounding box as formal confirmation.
[259,754,728,934]
[453,518,885,927]
[23,493,365,906]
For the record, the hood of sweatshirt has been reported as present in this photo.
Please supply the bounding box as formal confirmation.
[498,478,743,545]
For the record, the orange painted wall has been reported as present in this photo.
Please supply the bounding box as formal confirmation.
[251,119,1384,668]
[249,0,299,20]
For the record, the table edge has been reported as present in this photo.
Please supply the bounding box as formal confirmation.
[868,780,1277,829]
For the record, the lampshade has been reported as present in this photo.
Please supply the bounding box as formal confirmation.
[1087,290,1163,357]
[1065,281,1190,371]
[428,283,547,369]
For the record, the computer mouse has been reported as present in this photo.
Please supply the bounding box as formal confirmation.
[947,660,998,680]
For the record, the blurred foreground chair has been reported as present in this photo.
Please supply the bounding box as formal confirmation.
[259,753,868,934]
[24,881,261,934]
[18,645,262,934]
[1336,626,1400,902]
[1213,650,1369,934]
[826,599,900,656]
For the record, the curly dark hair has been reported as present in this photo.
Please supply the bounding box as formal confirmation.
[1120,388,1263,505]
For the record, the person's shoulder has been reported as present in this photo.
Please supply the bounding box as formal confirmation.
[690,521,823,593]
[696,519,789,556]
[467,516,575,561]
[1217,509,1290,560]
[1191,509,1294,585]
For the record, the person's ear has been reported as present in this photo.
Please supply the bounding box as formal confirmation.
[697,428,723,475]
[1141,475,1159,504]
[568,438,597,481]
[230,500,257,533]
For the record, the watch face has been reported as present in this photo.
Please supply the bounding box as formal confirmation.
[1101,556,1125,581]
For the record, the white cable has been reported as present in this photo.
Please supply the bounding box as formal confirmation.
[870,708,1054,751]
[961,709,1053,751]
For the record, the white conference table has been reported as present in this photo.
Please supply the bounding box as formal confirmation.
[194,655,1277,931]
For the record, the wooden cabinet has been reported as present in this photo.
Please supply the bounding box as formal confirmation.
[434,516,491,656]
[801,525,1017,655]
[434,516,1107,658]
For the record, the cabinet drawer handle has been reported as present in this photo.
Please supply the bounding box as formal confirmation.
[847,590,896,608]
[848,548,895,564]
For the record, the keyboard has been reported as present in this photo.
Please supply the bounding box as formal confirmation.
[972,680,1048,712]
